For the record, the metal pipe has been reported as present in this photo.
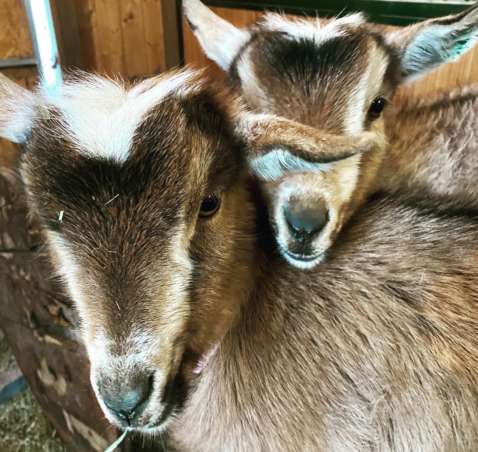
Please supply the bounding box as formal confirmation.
[23,0,62,93]
[0,58,37,69]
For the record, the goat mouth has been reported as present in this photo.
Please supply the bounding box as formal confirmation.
[128,372,187,432]
[284,249,322,263]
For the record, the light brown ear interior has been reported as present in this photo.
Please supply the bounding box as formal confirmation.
[386,3,478,81]
[183,0,250,70]
[237,113,376,164]
[0,74,38,144]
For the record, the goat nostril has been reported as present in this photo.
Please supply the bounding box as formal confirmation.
[101,372,155,423]
[284,206,329,240]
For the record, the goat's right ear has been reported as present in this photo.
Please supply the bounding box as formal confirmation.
[0,74,37,144]
[236,113,376,181]
[183,0,250,70]
[387,3,478,82]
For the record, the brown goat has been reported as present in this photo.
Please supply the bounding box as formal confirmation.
[2,69,478,451]
[184,0,478,269]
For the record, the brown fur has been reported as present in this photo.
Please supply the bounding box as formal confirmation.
[3,67,478,452]
[2,67,478,450]
[172,196,478,452]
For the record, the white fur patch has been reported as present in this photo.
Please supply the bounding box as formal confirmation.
[236,45,270,109]
[42,69,202,163]
[250,148,333,181]
[261,13,365,44]
[0,74,38,143]
[48,231,85,306]
[88,330,161,374]
[344,46,389,135]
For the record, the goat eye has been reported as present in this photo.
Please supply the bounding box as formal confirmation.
[368,97,387,120]
[199,194,221,217]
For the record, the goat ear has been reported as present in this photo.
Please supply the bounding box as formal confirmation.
[183,0,250,70]
[387,4,478,82]
[0,74,37,144]
[236,113,375,181]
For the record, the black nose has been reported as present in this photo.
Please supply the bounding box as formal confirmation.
[101,373,153,424]
[284,203,329,242]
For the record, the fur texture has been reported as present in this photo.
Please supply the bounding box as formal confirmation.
[3,63,478,452]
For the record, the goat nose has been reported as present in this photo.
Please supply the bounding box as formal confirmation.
[284,204,329,240]
[101,374,153,423]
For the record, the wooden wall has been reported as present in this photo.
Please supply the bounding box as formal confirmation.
[70,0,180,78]
[182,6,478,99]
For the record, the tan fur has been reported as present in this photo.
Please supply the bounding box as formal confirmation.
[382,85,478,205]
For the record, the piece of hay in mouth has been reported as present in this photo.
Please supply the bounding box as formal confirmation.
[105,429,128,452]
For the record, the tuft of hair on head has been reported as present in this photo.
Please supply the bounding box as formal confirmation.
[259,12,366,43]
[0,68,206,162]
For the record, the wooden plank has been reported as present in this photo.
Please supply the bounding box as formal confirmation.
[93,0,126,75]
[160,0,181,70]
[142,0,167,74]
[72,0,98,71]
[50,0,84,69]
[120,0,148,78]
[0,0,33,60]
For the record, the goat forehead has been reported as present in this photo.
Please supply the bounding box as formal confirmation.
[251,26,371,86]
[242,30,373,129]
[259,12,366,43]
[40,69,203,163]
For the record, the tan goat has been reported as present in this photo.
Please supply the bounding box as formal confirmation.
[184,0,478,268]
[2,69,478,451]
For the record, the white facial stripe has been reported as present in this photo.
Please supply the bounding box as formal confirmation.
[42,69,201,163]
[250,148,333,182]
[237,47,269,109]
[344,59,372,135]
[156,227,193,341]
[88,330,161,374]
[333,153,362,204]
[48,231,84,306]
[261,13,365,44]
[344,47,389,135]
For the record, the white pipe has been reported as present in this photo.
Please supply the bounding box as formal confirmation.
[23,0,62,93]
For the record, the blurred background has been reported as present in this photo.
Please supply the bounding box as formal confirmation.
[0,1,477,451]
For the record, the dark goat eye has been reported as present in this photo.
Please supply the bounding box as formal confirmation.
[368,97,387,120]
[199,195,221,217]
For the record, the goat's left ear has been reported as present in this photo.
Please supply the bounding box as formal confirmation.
[0,74,38,144]
[236,113,376,181]
[387,3,478,82]
[183,0,250,70]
